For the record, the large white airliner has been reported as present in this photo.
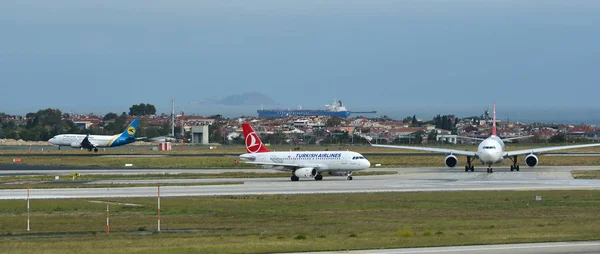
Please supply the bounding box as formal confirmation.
[239,123,371,181]
[372,103,600,173]
[48,119,141,152]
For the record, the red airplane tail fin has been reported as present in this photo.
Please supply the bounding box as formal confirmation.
[242,123,271,153]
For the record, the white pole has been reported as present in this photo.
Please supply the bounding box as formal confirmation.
[171,98,175,137]
[27,186,30,232]
[106,188,110,235]
[158,185,161,232]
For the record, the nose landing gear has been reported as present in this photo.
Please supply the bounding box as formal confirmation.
[486,164,493,173]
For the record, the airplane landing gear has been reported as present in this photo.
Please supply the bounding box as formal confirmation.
[94,148,98,153]
[509,155,520,171]
[465,156,475,172]
[486,164,493,173]
[314,174,323,181]
[291,175,299,181]
[347,172,353,181]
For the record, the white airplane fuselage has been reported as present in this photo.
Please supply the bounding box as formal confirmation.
[49,134,126,148]
[476,136,505,165]
[240,151,371,174]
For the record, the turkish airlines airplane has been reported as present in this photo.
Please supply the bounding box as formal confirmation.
[48,119,141,152]
[372,103,600,173]
[239,123,371,181]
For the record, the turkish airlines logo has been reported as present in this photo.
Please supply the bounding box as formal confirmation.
[245,132,262,153]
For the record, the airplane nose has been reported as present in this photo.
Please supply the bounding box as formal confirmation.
[363,159,371,168]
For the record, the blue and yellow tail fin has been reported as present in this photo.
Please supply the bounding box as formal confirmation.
[120,119,139,139]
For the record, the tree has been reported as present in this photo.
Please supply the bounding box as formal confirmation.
[411,115,418,125]
[129,103,156,116]
[209,124,223,143]
[413,130,424,144]
[427,130,437,144]
[549,133,567,143]
[103,112,118,121]
[208,114,224,120]
[326,117,342,127]
[144,127,160,138]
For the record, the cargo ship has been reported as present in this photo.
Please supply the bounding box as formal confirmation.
[257,100,376,118]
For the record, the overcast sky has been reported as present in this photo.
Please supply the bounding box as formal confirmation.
[1,1,599,122]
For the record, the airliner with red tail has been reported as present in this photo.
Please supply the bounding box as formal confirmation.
[239,123,371,181]
[372,103,600,173]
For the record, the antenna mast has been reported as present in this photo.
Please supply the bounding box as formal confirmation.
[171,98,175,137]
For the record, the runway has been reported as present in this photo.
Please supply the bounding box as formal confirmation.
[295,241,600,254]
[1,165,599,176]
[1,168,600,199]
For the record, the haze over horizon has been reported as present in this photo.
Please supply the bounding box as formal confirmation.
[2,1,599,123]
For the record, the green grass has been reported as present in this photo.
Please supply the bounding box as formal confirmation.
[572,170,600,179]
[6,154,600,169]
[0,191,599,253]
[0,182,242,189]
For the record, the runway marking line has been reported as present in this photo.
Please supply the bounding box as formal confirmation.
[366,241,600,254]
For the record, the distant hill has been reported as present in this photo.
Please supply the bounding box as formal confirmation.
[215,92,279,106]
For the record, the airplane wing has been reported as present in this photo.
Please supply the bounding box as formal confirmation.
[136,137,147,141]
[502,135,534,142]
[371,144,477,157]
[505,143,600,157]
[244,161,302,167]
[457,136,485,141]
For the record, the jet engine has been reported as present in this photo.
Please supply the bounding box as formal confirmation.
[70,142,81,148]
[294,168,317,178]
[445,155,458,168]
[525,154,538,167]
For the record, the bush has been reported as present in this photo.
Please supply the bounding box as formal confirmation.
[397,229,414,238]
[276,235,286,239]
[295,234,307,240]
[317,234,326,238]
[423,230,433,236]
[348,233,358,238]
[138,226,147,231]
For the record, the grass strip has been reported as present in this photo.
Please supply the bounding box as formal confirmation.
[4,154,600,168]
[0,182,242,190]
[572,170,600,179]
[0,190,598,253]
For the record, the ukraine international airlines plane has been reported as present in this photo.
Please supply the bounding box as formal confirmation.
[372,103,600,173]
[239,123,371,181]
[48,119,141,152]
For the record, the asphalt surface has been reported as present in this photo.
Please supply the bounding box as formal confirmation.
[0,165,597,176]
[1,167,600,199]
[293,241,600,254]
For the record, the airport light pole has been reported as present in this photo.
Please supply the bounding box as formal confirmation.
[106,188,110,235]
[171,98,175,137]
[157,185,161,232]
[27,186,30,232]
